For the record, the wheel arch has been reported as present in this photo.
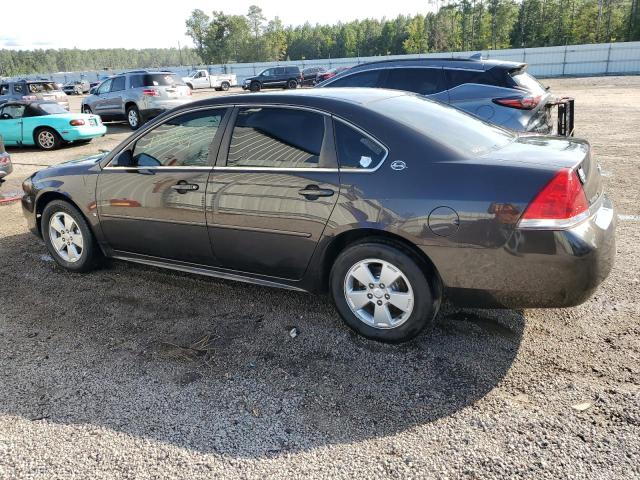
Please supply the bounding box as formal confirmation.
[319,228,443,301]
[35,191,88,236]
[32,125,60,145]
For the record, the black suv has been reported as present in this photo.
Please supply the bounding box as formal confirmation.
[242,66,302,92]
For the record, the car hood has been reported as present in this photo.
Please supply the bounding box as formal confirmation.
[35,152,107,178]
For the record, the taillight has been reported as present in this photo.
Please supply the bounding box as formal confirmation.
[69,119,85,126]
[493,95,541,110]
[22,95,37,101]
[521,169,589,222]
[142,88,159,96]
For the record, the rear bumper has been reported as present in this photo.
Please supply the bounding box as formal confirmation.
[435,195,616,308]
[141,98,192,118]
[60,124,107,141]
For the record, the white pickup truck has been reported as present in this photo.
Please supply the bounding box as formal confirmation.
[182,70,238,91]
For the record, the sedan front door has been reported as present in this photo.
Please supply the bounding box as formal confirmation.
[206,106,340,279]
[97,107,230,265]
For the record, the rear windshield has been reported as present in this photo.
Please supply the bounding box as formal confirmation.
[369,94,515,156]
[39,103,68,114]
[27,82,58,93]
[133,74,185,88]
[510,71,546,95]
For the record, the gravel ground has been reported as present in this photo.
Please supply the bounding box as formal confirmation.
[0,79,638,479]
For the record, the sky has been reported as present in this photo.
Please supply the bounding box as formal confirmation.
[1,0,435,51]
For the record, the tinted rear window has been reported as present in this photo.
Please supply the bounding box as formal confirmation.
[39,103,68,114]
[132,74,184,88]
[369,94,515,156]
[27,82,57,93]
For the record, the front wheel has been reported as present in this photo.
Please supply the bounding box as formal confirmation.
[126,105,142,130]
[42,200,100,272]
[249,81,261,92]
[330,242,439,343]
[35,128,62,150]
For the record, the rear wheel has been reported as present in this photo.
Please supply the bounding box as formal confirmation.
[42,200,100,272]
[126,105,142,130]
[221,81,230,91]
[249,81,261,92]
[35,128,62,150]
[287,79,298,89]
[82,105,92,114]
[330,242,439,343]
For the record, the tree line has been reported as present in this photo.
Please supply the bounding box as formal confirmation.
[0,48,201,78]
[1,0,638,77]
[187,0,639,64]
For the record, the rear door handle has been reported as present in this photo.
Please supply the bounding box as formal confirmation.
[298,185,334,199]
[171,182,199,193]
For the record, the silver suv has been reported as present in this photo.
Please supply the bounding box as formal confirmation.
[81,71,192,130]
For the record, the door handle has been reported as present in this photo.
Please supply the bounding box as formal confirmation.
[171,182,199,193]
[298,185,334,199]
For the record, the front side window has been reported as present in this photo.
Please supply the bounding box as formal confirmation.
[0,105,26,119]
[117,109,227,167]
[227,107,325,168]
[383,68,444,95]
[111,76,125,92]
[13,84,23,93]
[261,69,272,77]
[334,121,386,170]
[97,79,112,94]
[329,70,382,88]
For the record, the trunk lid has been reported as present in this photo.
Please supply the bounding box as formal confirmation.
[493,135,602,207]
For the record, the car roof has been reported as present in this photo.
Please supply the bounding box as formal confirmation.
[348,56,525,72]
[185,87,409,112]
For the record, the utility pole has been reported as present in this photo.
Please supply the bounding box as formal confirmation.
[178,41,183,66]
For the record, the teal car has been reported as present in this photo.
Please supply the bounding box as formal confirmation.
[0,101,106,150]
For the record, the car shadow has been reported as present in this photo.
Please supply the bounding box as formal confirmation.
[0,231,524,458]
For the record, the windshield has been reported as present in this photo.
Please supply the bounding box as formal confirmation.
[511,71,546,95]
[27,82,57,93]
[39,103,68,115]
[369,94,515,156]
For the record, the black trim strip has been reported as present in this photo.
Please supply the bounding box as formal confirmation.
[100,213,206,227]
[208,222,312,237]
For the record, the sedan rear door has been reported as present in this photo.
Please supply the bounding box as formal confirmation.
[206,105,340,279]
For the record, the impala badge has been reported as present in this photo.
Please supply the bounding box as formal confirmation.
[391,160,407,171]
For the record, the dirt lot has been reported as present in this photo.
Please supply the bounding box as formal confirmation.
[0,78,638,479]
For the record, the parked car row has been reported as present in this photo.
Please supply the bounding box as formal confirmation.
[1,80,69,110]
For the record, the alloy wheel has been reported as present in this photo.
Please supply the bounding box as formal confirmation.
[48,212,84,263]
[128,109,139,128]
[38,130,56,149]
[343,258,414,329]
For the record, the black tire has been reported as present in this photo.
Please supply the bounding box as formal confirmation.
[186,83,194,91]
[249,81,261,92]
[126,104,142,130]
[82,105,92,114]
[41,200,100,273]
[287,79,298,89]
[330,241,439,343]
[221,81,230,91]
[34,128,62,150]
